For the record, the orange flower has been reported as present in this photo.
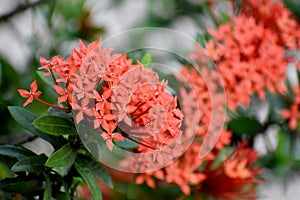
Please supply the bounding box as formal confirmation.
[18,80,42,107]
[202,14,288,110]
[239,0,300,49]
[281,86,300,130]
[201,142,262,200]
[20,38,183,153]
[133,64,231,195]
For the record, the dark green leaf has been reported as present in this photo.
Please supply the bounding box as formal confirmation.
[56,192,71,200]
[0,145,35,160]
[78,156,113,188]
[36,70,54,89]
[33,115,76,136]
[74,159,102,200]
[43,173,52,200]
[284,0,300,21]
[48,107,72,119]
[11,154,47,173]
[8,106,65,149]
[0,58,19,93]
[227,116,264,137]
[46,144,76,168]
[0,176,43,194]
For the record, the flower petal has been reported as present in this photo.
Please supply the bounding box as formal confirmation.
[18,89,30,98]
[23,96,33,107]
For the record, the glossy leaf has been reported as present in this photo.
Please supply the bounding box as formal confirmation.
[33,115,77,136]
[8,106,65,149]
[78,156,113,188]
[0,176,43,194]
[0,145,35,160]
[48,107,73,119]
[45,144,76,168]
[74,159,102,200]
[11,154,47,173]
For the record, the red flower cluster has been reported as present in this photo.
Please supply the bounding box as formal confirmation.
[240,0,300,50]
[18,39,183,152]
[206,15,287,109]
[206,0,300,110]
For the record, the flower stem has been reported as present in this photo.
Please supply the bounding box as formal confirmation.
[34,96,69,111]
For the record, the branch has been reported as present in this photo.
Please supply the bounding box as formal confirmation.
[0,0,49,22]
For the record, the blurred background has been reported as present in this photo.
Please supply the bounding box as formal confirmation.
[0,0,299,199]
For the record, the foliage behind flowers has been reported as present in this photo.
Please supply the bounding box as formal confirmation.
[0,0,300,199]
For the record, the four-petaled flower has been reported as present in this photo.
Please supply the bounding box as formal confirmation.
[18,80,42,107]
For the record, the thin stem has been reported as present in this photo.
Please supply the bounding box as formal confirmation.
[0,0,49,22]
[50,69,57,85]
[33,96,69,111]
[122,132,157,150]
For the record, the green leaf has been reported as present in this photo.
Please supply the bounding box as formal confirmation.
[0,145,35,160]
[0,58,19,93]
[53,166,70,177]
[74,159,102,200]
[36,70,54,89]
[43,173,52,200]
[48,107,72,119]
[78,156,113,188]
[284,0,300,21]
[56,192,71,200]
[195,33,210,48]
[211,146,232,170]
[275,129,290,163]
[115,138,139,149]
[227,116,264,138]
[265,91,287,123]
[8,106,65,149]
[11,154,47,173]
[0,160,11,179]
[219,12,231,24]
[0,175,43,194]
[141,53,152,68]
[46,144,76,168]
[33,115,77,136]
